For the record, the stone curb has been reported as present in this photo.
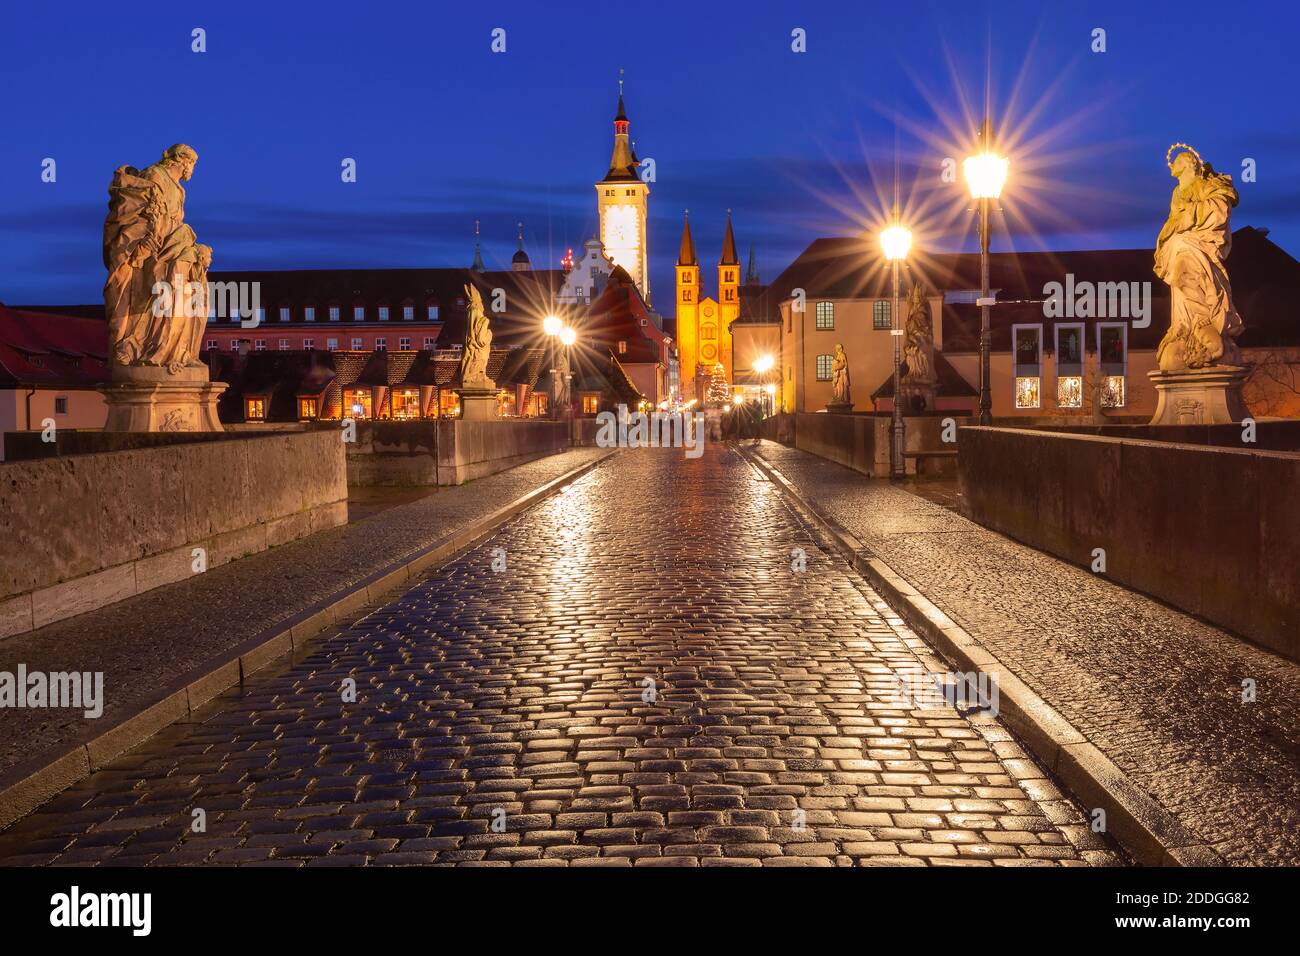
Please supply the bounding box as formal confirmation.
[0,449,618,833]
[738,443,1225,868]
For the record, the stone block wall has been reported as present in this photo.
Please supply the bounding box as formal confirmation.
[0,430,348,639]
[958,426,1300,662]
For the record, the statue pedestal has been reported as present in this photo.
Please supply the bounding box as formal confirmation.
[825,402,854,415]
[898,379,937,414]
[1147,365,1249,425]
[458,386,500,421]
[100,366,225,432]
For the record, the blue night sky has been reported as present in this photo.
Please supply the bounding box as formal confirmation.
[1,0,1298,306]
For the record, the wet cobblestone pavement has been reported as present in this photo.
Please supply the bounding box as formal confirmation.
[0,446,1114,867]
[756,440,1300,865]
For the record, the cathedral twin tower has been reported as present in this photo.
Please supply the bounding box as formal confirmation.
[595,86,741,403]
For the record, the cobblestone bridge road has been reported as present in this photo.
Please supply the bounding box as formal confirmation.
[0,446,1113,867]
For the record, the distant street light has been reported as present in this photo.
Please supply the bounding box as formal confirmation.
[880,213,912,480]
[754,353,775,415]
[543,314,562,337]
[559,326,576,348]
[964,119,1008,425]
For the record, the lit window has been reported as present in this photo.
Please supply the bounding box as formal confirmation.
[375,337,387,351]
[278,338,290,350]
[246,397,266,420]
[816,354,833,380]
[1015,377,1041,409]
[391,388,421,419]
[582,395,600,415]
[351,337,363,350]
[618,340,627,354]
[816,301,835,330]
[299,397,317,419]
[254,339,266,351]
[403,306,414,321]
[329,306,340,322]
[1056,376,1083,408]
[1101,375,1126,408]
[279,307,290,322]
[872,301,891,330]
[54,396,68,415]
[427,305,439,320]
[305,307,316,322]
[326,338,338,351]
[378,306,389,322]
[343,388,372,419]
[399,337,411,350]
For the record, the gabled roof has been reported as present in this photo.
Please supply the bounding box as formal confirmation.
[579,270,666,365]
[870,352,980,399]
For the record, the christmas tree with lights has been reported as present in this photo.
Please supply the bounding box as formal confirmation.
[706,364,730,405]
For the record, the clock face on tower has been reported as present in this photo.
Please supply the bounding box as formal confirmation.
[601,204,640,281]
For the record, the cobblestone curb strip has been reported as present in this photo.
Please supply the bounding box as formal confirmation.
[0,450,619,833]
[736,444,1225,868]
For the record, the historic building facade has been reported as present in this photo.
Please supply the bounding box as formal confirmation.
[675,212,742,403]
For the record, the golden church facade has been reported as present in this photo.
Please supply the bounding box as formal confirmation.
[675,211,741,402]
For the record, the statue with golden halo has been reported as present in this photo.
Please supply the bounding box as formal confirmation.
[1147,143,1249,425]
[1154,143,1243,371]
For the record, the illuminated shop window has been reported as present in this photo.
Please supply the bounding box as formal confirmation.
[1015,377,1041,409]
[439,390,460,417]
[1101,375,1126,408]
[391,388,421,419]
[1056,376,1083,408]
[343,388,372,419]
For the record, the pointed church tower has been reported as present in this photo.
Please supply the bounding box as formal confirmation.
[471,220,486,273]
[595,72,650,303]
[675,210,700,402]
[716,209,741,385]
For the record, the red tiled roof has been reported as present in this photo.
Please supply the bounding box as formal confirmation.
[0,305,110,388]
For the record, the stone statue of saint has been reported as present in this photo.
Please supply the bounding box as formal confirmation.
[902,284,934,383]
[1154,144,1243,371]
[459,283,494,388]
[103,144,211,374]
[831,343,851,406]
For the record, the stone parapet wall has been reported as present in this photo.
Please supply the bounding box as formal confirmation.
[0,429,347,639]
[346,419,571,486]
[958,426,1300,662]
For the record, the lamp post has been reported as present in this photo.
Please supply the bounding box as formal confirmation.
[543,314,563,419]
[754,353,774,416]
[559,325,576,428]
[963,119,1009,426]
[880,215,912,480]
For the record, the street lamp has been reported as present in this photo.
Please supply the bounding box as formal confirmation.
[964,119,1009,426]
[880,214,912,480]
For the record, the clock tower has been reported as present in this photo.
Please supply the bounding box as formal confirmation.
[596,82,650,303]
